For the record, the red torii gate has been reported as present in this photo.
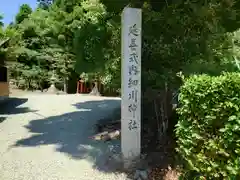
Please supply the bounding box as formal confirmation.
[76,79,104,94]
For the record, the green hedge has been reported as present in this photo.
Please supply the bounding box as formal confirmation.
[176,72,240,179]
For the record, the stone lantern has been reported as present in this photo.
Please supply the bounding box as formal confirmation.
[89,80,101,96]
[47,71,59,94]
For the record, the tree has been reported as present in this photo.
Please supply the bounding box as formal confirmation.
[15,4,32,24]
[37,0,53,9]
[0,14,4,27]
[0,14,4,39]
[6,0,240,94]
[8,5,77,91]
[99,0,239,89]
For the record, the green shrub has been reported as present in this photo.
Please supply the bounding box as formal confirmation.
[176,72,240,179]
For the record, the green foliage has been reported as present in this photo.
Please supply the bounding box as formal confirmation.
[7,5,77,90]
[3,0,240,93]
[54,0,82,13]
[0,14,5,40]
[0,14,4,28]
[74,0,114,72]
[9,62,50,90]
[15,4,32,24]
[176,72,240,178]
[73,0,240,92]
[38,0,53,9]
[140,1,238,89]
[72,0,122,91]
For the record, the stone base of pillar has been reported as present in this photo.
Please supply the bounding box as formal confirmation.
[123,156,142,170]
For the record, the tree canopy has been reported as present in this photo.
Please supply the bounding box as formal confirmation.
[15,4,33,24]
[0,14,4,28]
[1,0,240,92]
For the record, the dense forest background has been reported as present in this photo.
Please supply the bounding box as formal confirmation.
[1,0,240,93]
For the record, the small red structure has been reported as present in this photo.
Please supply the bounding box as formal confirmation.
[76,79,104,94]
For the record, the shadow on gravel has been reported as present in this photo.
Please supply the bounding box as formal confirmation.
[0,117,6,123]
[14,99,124,174]
[0,97,36,115]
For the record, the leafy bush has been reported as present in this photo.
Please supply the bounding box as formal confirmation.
[9,63,50,90]
[176,72,240,179]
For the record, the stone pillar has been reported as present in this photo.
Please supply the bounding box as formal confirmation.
[121,7,142,168]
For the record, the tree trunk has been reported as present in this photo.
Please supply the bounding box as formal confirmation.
[39,82,43,92]
[63,78,67,93]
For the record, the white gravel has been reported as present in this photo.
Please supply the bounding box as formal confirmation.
[0,94,127,180]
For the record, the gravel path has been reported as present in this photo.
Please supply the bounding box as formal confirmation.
[0,94,127,180]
